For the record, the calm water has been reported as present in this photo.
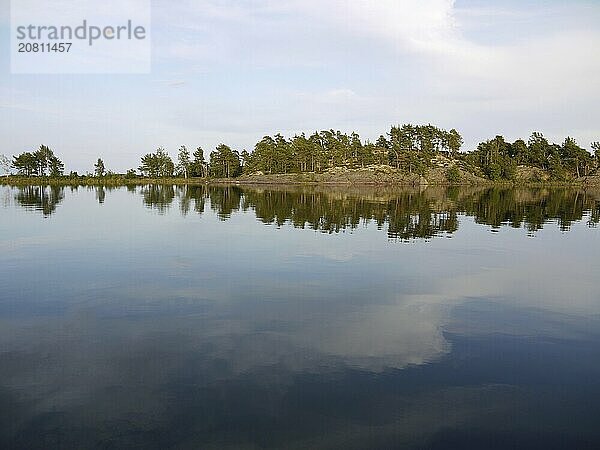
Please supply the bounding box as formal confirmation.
[1,184,600,449]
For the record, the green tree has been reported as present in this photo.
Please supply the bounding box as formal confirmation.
[12,152,37,175]
[446,129,463,157]
[591,141,600,170]
[355,136,375,167]
[12,145,63,176]
[510,139,529,164]
[446,166,461,183]
[191,147,207,177]
[388,125,414,170]
[527,132,559,169]
[289,134,312,172]
[209,144,241,178]
[94,158,106,177]
[33,145,56,176]
[139,147,174,177]
[388,124,431,174]
[560,137,592,178]
[176,145,191,178]
[474,136,515,180]
[373,136,390,165]
[250,136,277,174]
[49,155,64,177]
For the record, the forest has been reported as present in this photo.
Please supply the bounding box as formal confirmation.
[4,124,600,182]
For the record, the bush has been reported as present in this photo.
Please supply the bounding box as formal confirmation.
[445,166,461,183]
[502,161,516,180]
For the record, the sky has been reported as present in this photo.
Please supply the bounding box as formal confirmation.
[1,0,599,173]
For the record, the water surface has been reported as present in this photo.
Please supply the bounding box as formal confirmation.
[1,184,600,449]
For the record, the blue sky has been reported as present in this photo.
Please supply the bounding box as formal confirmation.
[1,0,599,173]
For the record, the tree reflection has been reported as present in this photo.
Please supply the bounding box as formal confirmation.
[14,185,64,217]
[176,185,207,217]
[199,185,600,239]
[239,187,460,239]
[209,185,242,220]
[140,184,175,213]
[460,188,600,232]
[13,183,598,235]
[95,186,106,204]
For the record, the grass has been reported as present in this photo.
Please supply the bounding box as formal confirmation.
[0,175,210,186]
[1,172,598,187]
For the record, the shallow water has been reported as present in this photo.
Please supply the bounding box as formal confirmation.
[1,184,599,449]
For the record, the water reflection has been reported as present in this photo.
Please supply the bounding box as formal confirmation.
[241,186,460,239]
[1,184,600,448]
[9,183,600,237]
[240,185,600,236]
[140,184,599,236]
[12,185,65,216]
[209,185,242,219]
[460,188,600,232]
[140,184,176,213]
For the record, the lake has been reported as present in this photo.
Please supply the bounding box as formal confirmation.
[1,184,599,449]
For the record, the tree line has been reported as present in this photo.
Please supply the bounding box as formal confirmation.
[467,133,600,181]
[8,145,64,177]
[5,124,600,181]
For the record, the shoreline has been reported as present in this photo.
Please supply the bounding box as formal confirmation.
[2,174,600,188]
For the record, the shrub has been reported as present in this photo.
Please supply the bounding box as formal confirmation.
[445,166,461,183]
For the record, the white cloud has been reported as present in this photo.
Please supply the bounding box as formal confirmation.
[289,0,457,50]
